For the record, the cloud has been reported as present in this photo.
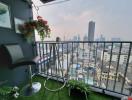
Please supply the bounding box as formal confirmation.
[60,10,96,23]
[46,10,97,40]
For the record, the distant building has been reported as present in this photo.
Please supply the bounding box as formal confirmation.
[97,62,118,81]
[88,21,95,41]
[99,34,105,41]
[78,35,81,41]
[101,49,132,64]
[73,36,78,41]
[111,38,121,41]
[95,38,100,41]
[95,34,105,41]
[83,35,88,41]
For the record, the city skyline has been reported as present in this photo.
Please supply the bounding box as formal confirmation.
[33,0,132,41]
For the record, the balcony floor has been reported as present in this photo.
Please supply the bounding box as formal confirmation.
[17,76,118,100]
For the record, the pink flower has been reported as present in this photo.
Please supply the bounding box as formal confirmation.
[37,16,42,20]
[37,16,48,25]
[43,20,48,24]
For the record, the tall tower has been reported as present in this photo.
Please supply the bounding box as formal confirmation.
[88,21,95,41]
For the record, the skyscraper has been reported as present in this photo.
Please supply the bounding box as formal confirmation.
[88,21,95,41]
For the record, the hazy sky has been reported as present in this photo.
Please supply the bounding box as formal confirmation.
[33,0,132,41]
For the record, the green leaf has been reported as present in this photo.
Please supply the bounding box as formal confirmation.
[67,79,91,94]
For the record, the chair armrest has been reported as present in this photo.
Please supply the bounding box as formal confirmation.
[32,56,40,63]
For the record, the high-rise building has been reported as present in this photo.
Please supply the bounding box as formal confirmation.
[88,21,95,41]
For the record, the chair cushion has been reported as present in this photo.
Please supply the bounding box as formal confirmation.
[0,44,40,69]
[3,44,24,64]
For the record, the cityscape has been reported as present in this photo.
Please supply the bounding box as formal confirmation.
[54,20,122,42]
[37,21,132,96]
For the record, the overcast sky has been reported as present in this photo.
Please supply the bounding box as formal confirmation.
[33,0,132,41]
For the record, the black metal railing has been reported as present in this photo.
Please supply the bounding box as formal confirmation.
[34,41,132,96]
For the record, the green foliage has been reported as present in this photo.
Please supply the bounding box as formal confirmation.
[67,79,91,93]
[0,86,20,100]
[0,86,12,96]
[0,86,12,100]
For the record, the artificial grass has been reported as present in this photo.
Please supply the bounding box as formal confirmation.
[1,76,118,100]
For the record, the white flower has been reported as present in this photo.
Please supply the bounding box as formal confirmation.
[13,86,19,91]
[13,92,19,98]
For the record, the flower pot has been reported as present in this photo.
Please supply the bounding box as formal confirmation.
[69,88,88,100]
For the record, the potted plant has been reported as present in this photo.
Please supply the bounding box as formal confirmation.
[18,16,51,42]
[67,79,91,100]
[0,86,19,99]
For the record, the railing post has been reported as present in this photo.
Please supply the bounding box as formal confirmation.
[99,42,105,88]
[38,42,42,73]
[94,42,98,85]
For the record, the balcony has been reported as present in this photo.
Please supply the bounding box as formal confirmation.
[0,0,131,99]
[32,41,132,99]
[0,41,132,100]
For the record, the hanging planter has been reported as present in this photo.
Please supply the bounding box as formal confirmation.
[18,16,51,42]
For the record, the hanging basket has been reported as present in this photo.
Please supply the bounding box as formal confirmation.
[18,16,51,41]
